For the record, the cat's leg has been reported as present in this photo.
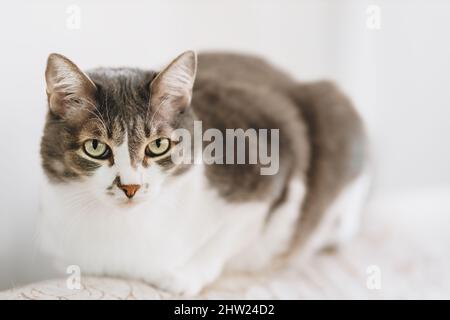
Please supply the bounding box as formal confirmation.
[154,230,247,295]
[298,170,372,259]
[320,170,371,247]
[226,178,306,272]
[153,203,270,296]
[154,247,224,296]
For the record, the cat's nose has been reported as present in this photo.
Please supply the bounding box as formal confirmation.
[118,184,141,199]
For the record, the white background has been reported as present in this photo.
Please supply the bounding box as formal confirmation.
[0,0,449,290]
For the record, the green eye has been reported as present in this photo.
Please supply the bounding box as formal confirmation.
[83,139,110,159]
[146,138,171,156]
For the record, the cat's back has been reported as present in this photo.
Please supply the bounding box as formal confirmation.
[196,52,294,89]
[193,52,301,130]
[191,52,309,202]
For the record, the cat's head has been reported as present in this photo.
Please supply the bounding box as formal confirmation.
[40,51,197,207]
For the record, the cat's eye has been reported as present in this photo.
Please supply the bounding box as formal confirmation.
[83,139,110,159]
[146,138,171,157]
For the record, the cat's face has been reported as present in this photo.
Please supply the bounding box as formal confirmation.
[41,52,197,207]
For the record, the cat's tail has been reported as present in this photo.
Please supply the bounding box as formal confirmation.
[286,81,372,262]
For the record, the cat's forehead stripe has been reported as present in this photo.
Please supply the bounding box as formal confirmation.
[113,132,132,168]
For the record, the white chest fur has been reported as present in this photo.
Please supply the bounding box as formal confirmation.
[39,164,305,294]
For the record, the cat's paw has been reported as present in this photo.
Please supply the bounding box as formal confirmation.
[155,272,205,296]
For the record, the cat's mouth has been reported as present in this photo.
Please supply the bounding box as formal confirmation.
[116,197,145,208]
[105,188,146,207]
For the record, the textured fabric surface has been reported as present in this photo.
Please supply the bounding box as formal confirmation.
[1,190,449,300]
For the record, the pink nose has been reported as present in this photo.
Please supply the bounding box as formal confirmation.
[118,184,141,199]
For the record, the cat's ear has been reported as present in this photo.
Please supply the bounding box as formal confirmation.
[45,53,97,118]
[149,51,197,118]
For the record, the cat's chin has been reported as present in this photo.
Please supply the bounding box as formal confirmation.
[113,197,147,209]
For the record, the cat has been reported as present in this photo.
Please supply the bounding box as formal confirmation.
[39,51,370,295]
